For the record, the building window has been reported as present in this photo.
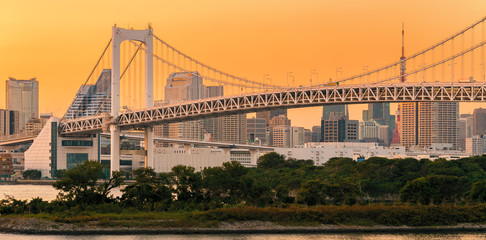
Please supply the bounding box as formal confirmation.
[62,140,93,147]
[66,153,89,170]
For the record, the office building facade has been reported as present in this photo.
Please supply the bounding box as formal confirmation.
[6,78,39,130]
[247,117,267,145]
[65,70,111,119]
[0,109,19,136]
[473,108,486,136]
[256,109,287,127]
[164,72,204,140]
[400,102,458,150]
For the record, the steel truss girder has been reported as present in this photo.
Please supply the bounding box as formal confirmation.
[59,82,486,135]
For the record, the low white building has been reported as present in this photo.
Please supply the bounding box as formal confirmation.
[274,142,405,165]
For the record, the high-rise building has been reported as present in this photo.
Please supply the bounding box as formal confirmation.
[247,117,267,145]
[269,115,291,127]
[0,109,19,136]
[359,120,389,145]
[203,86,224,142]
[362,103,395,145]
[203,85,246,144]
[321,113,358,142]
[399,102,417,149]
[322,105,347,121]
[256,109,287,127]
[66,70,111,119]
[311,126,321,142]
[466,135,486,156]
[304,129,312,143]
[220,114,247,144]
[458,114,473,150]
[6,78,39,131]
[400,102,458,149]
[473,108,486,136]
[164,72,204,140]
[272,126,305,147]
[272,126,291,147]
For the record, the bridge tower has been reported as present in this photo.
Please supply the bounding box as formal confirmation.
[111,26,154,174]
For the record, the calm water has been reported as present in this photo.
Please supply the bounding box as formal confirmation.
[1,233,486,239]
[0,184,122,201]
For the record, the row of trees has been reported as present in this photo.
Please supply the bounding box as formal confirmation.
[3,153,486,215]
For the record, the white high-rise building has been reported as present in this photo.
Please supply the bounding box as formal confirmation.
[359,120,389,145]
[6,78,39,131]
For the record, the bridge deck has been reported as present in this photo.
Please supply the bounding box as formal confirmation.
[60,82,486,135]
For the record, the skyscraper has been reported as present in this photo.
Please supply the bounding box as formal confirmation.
[0,109,19,136]
[6,78,39,131]
[164,72,204,140]
[321,113,358,142]
[473,108,486,136]
[458,114,473,150]
[256,109,287,127]
[400,102,459,149]
[66,70,111,119]
[203,85,247,144]
[220,114,247,144]
[400,102,418,149]
[204,86,224,142]
[363,103,395,145]
[247,117,267,144]
[322,105,347,121]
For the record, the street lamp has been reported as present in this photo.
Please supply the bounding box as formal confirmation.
[336,67,343,82]
[310,69,318,87]
[287,72,294,88]
[263,74,271,89]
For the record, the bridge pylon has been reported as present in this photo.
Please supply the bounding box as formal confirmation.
[111,26,154,175]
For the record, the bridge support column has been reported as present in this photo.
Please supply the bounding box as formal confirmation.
[144,126,154,169]
[110,125,120,175]
[183,144,192,154]
[249,149,259,165]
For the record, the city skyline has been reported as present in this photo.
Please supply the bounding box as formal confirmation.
[2,1,486,129]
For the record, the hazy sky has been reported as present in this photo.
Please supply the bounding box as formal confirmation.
[1,0,486,128]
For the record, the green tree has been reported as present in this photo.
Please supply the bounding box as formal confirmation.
[121,168,172,210]
[22,170,41,180]
[170,165,203,208]
[53,160,124,207]
[202,161,251,207]
[297,179,325,206]
[257,152,286,169]
[400,175,466,205]
[469,180,486,203]
[399,177,434,205]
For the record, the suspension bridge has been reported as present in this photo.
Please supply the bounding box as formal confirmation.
[9,17,486,173]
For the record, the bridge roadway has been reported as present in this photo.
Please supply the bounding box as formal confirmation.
[99,133,274,151]
[0,132,38,146]
[59,82,486,135]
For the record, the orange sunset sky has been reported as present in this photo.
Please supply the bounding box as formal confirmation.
[1,0,486,129]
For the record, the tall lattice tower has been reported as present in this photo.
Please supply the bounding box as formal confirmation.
[391,23,406,146]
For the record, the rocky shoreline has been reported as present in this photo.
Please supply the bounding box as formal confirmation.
[1,218,486,235]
